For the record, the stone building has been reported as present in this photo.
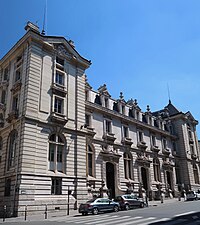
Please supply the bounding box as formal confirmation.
[0,22,199,217]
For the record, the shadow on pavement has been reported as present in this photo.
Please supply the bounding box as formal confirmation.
[149,211,200,224]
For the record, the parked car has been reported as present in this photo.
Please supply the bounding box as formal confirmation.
[186,190,200,201]
[79,198,120,215]
[114,194,145,210]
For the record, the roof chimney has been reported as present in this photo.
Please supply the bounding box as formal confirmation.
[25,21,40,34]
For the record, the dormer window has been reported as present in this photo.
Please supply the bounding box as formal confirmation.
[136,111,140,120]
[122,105,125,115]
[129,108,134,118]
[105,97,109,108]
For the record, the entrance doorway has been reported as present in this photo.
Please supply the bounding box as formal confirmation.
[106,162,115,199]
[166,171,172,189]
[141,167,148,191]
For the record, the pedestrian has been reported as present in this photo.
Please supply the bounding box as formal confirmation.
[161,191,164,203]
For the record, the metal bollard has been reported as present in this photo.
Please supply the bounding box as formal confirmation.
[3,205,6,222]
[44,204,47,219]
[24,205,27,221]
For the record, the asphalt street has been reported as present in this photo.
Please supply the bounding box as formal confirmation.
[1,199,200,225]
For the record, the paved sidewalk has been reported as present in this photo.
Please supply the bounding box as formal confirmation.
[0,198,184,223]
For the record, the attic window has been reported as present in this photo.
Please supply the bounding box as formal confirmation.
[56,57,64,71]
[56,57,64,66]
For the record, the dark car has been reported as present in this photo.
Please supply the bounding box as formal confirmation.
[79,198,120,215]
[114,194,145,210]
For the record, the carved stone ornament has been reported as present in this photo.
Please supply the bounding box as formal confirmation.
[102,145,113,153]
[56,45,73,59]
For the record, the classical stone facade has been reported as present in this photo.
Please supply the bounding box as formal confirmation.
[0,22,200,217]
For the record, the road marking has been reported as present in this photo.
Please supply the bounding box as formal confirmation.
[117,217,156,225]
[137,218,170,225]
[85,215,130,224]
[97,216,142,225]
[75,215,114,223]
[174,211,196,217]
[51,214,110,222]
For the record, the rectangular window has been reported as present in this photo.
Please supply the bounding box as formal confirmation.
[15,69,21,81]
[3,67,8,81]
[55,72,64,86]
[163,139,167,149]
[1,90,6,104]
[12,95,18,111]
[85,114,91,127]
[123,126,129,138]
[56,57,64,71]
[51,178,62,195]
[138,131,143,142]
[190,145,194,154]
[105,120,111,133]
[152,135,156,146]
[56,57,64,66]
[54,97,63,114]
[4,179,11,196]
[173,142,177,152]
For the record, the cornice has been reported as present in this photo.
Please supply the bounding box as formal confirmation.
[86,101,177,139]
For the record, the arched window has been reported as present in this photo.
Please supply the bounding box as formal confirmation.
[7,130,18,170]
[153,158,160,182]
[0,136,2,163]
[87,145,94,177]
[48,134,65,172]
[124,152,132,179]
[193,164,199,184]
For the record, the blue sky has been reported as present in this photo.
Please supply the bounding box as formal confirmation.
[1,0,200,136]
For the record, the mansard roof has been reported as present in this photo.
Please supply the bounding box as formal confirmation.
[152,100,181,118]
[152,100,198,124]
